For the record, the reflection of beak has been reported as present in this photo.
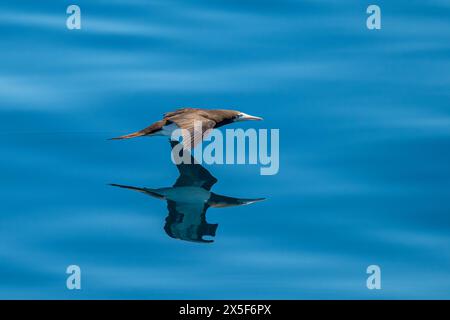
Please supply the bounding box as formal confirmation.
[240,198,265,205]
[240,113,263,121]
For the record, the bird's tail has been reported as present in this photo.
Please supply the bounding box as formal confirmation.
[109,130,147,140]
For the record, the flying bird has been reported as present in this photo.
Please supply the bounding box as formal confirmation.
[111,141,264,243]
[110,108,263,149]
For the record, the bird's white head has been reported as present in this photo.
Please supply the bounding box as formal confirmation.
[234,112,263,122]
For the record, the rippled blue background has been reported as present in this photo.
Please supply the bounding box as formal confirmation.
[1,0,449,299]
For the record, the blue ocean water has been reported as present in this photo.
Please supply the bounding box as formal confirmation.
[0,0,449,299]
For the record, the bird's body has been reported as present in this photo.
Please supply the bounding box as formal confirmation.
[110,108,262,149]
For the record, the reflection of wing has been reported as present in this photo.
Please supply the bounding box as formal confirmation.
[170,141,217,190]
[109,184,166,199]
[164,200,218,243]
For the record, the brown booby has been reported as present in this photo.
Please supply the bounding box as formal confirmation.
[110,141,264,243]
[110,108,263,149]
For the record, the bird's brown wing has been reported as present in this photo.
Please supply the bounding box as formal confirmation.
[163,108,198,118]
[169,113,216,150]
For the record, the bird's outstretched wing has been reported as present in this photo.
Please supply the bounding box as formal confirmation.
[163,108,198,118]
[169,112,216,150]
[109,119,168,140]
[109,184,165,200]
[170,141,218,190]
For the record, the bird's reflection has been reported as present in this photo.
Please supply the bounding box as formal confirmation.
[111,141,264,243]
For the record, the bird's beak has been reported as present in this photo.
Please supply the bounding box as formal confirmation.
[238,113,263,121]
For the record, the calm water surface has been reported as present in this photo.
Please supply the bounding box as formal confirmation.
[0,0,449,299]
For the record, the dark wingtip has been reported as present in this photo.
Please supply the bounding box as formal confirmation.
[108,183,124,188]
[109,183,129,189]
[108,183,148,194]
[109,183,129,188]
